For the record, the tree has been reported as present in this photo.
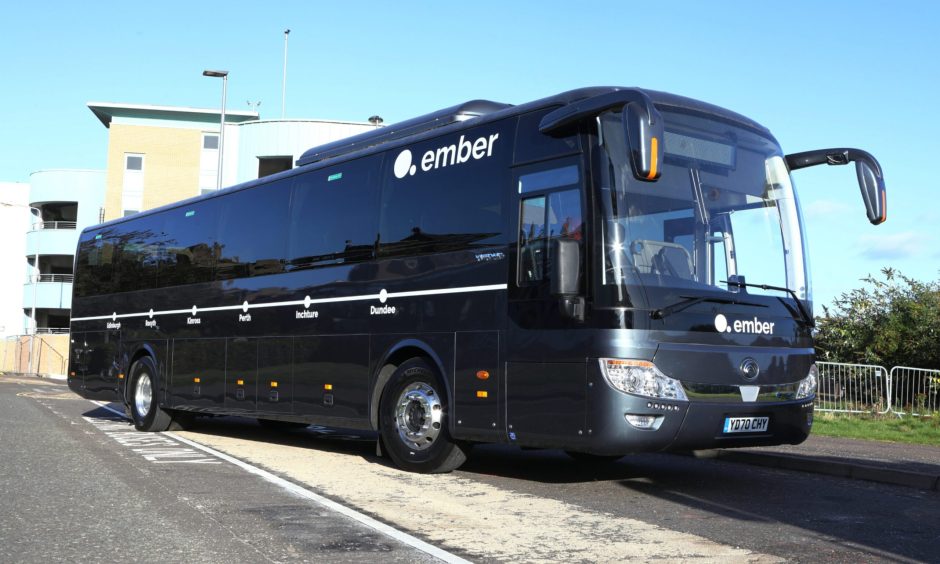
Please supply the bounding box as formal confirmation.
[814,268,940,370]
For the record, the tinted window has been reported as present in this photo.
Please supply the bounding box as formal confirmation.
[518,164,579,194]
[288,155,381,269]
[379,121,512,257]
[113,213,164,292]
[75,230,118,297]
[217,180,291,279]
[518,187,583,286]
[157,201,220,287]
[515,158,583,284]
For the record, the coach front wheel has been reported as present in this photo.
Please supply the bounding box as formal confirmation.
[379,358,467,473]
[129,356,173,432]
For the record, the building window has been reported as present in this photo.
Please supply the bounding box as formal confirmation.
[122,153,144,216]
[203,134,219,150]
[126,155,144,171]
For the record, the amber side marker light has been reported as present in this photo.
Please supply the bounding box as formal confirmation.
[270,381,279,388]
[646,137,659,180]
[476,370,490,380]
[324,384,333,391]
[193,377,201,384]
[236,379,244,386]
[476,390,488,398]
[118,373,125,380]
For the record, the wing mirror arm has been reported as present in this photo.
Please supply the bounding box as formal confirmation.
[785,148,887,225]
[540,89,664,182]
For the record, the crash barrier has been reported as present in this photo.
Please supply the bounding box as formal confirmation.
[816,362,890,414]
[889,366,939,417]
[816,362,940,417]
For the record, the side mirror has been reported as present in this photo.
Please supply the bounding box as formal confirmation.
[622,102,665,182]
[551,238,584,322]
[551,238,580,296]
[856,158,887,225]
[785,148,887,225]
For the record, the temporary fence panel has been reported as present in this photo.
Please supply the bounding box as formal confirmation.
[816,362,890,414]
[889,366,940,417]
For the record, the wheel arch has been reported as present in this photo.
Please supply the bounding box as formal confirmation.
[123,344,161,406]
[370,339,451,430]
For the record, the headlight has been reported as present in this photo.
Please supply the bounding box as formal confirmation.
[600,359,688,401]
[796,363,818,399]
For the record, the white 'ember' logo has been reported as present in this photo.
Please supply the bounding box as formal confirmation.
[393,133,500,179]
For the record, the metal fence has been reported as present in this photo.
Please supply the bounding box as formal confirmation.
[816,362,939,417]
[889,366,940,417]
[816,362,890,414]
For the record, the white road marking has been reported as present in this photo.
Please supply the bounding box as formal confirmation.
[89,400,470,564]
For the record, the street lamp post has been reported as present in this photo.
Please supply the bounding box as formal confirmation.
[203,69,229,190]
[282,29,290,119]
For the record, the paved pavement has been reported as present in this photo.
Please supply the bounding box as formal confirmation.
[700,434,940,491]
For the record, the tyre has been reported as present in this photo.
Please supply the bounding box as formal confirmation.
[379,358,467,473]
[258,418,309,430]
[128,356,173,432]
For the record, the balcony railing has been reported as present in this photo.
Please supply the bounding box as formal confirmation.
[32,221,77,231]
[36,327,70,335]
[28,274,75,284]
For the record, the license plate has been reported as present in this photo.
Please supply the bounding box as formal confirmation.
[723,416,769,434]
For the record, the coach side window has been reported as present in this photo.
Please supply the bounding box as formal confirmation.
[516,160,583,286]
[217,180,291,280]
[113,213,163,292]
[288,154,381,269]
[75,231,117,297]
[378,122,512,257]
[158,202,220,287]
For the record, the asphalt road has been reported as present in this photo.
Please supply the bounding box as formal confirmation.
[0,377,444,563]
[2,376,938,563]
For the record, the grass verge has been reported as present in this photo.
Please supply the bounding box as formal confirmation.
[811,411,940,446]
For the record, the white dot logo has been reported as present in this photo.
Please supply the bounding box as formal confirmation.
[714,314,730,333]
[242,301,249,313]
[379,289,388,304]
[393,150,417,179]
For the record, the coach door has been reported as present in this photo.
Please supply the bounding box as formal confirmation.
[506,156,589,445]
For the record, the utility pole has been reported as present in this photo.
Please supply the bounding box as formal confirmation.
[282,29,290,119]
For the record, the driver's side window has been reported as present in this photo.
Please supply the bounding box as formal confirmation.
[518,189,582,285]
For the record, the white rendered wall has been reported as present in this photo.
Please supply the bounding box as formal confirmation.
[0,182,30,337]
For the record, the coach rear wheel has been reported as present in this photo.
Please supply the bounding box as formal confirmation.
[129,356,173,432]
[379,358,467,473]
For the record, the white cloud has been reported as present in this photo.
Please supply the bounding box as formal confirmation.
[856,231,927,260]
[803,199,852,218]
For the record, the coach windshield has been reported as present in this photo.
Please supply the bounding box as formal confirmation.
[596,108,812,319]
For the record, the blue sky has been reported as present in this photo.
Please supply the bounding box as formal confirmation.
[1,1,937,309]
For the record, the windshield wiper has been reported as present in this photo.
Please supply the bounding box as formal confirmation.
[651,295,766,320]
[724,279,815,327]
